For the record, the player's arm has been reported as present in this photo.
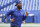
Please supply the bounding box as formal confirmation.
[10,18,14,22]
[10,15,15,22]
[22,12,28,21]
[5,10,15,22]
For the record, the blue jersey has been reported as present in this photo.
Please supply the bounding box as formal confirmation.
[5,8,27,27]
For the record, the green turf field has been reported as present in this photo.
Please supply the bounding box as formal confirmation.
[0,26,40,27]
[0,23,40,27]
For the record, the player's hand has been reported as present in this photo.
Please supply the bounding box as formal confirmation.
[10,18,15,22]
[25,12,28,16]
[23,20,26,24]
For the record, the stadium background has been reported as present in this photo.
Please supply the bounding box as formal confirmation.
[0,0,40,27]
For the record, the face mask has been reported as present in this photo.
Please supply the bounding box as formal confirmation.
[17,6,22,9]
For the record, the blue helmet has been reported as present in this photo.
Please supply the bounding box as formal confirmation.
[15,1,21,6]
